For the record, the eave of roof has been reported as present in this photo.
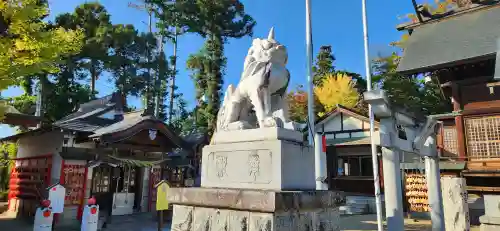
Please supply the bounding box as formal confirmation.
[400,161,465,170]
[0,126,53,143]
[88,111,189,150]
[315,104,379,128]
[396,2,500,31]
[327,136,380,147]
[396,4,500,74]
[2,113,41,127]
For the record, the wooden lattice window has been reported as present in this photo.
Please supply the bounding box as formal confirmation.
[442,126,459,157]
[465,115,500,159]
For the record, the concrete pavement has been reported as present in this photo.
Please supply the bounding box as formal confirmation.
[0,211,482,231]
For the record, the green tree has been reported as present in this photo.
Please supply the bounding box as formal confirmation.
[155,49,170,121]
[372,0,455,115]
[147,0,189,123]
[26,2,115,122]
[0,0,83,119]
[178,0,255,134]
[105,24,167,116]
[106,24,145,97]
[373,53,451,115]
[313,45,336,86]
[186,49,210,129]
[54,2,113,95]
[0,143,17,191]
[169,95,191,134]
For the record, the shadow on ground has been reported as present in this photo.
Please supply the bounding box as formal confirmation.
[339,214,432,231]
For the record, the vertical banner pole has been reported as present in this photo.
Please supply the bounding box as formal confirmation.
[360,0,384,230]
[305,0,315,147]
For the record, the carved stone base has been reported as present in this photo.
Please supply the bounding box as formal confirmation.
[168,187,344,231]
[441,177,470,231]
[201,128,313,190]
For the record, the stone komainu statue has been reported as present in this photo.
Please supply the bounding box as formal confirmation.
[215,28,303,134]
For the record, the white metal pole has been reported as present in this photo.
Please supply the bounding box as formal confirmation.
[361,0,384,230]
[305,0,315,146]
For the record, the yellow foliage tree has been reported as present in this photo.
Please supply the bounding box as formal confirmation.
[314,73,359,115]
[0,0,84,119]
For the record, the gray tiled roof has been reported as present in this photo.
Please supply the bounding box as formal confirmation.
[397,5,500,74]
[89,110,152,137]
[55,119,112,132]
[57,93,118,122]
[54,92,122,132]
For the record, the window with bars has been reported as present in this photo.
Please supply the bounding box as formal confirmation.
[91,167,110,193]
[465,115,500,159]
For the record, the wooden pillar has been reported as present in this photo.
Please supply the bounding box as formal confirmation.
[379,153,384,190]
[326,146,335,190]
[452,83,467,160]
[455,116,466,160]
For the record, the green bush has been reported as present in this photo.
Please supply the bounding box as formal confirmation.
[0,190,8,202]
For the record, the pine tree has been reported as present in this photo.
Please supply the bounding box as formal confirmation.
[179,0,255,134]
[313,45,336,86]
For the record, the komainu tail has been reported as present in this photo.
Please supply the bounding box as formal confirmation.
[215,85,235,129]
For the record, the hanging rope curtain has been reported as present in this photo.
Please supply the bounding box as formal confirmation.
[107,155,167,167]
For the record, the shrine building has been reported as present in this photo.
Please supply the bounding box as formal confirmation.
[0,92,200,225]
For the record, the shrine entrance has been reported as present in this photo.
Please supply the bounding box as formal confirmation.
[90,162,144,217]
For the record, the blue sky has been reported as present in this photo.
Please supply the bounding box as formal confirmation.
[0,0,416,138]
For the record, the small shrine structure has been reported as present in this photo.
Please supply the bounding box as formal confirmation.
[1,92,194,225]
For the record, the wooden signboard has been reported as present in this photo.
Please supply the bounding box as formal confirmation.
[81,204,99,231]
[155,180,170,231]
[48,184,66,213]
[155,180,170,211]
[33,207,53,231]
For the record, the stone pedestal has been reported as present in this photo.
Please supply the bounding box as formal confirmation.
[441,177,470,231]
[168,128,344,231]
[168,188,343,231]
[479,195,500,231]
[202,128,314,190]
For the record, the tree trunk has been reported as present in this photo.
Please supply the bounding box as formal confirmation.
[168,32,178,123]
[205,34,224,135]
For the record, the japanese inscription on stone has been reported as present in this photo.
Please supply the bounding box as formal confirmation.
[248,151,260,181]
[215,154,228,178]
[207,150,272,184]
